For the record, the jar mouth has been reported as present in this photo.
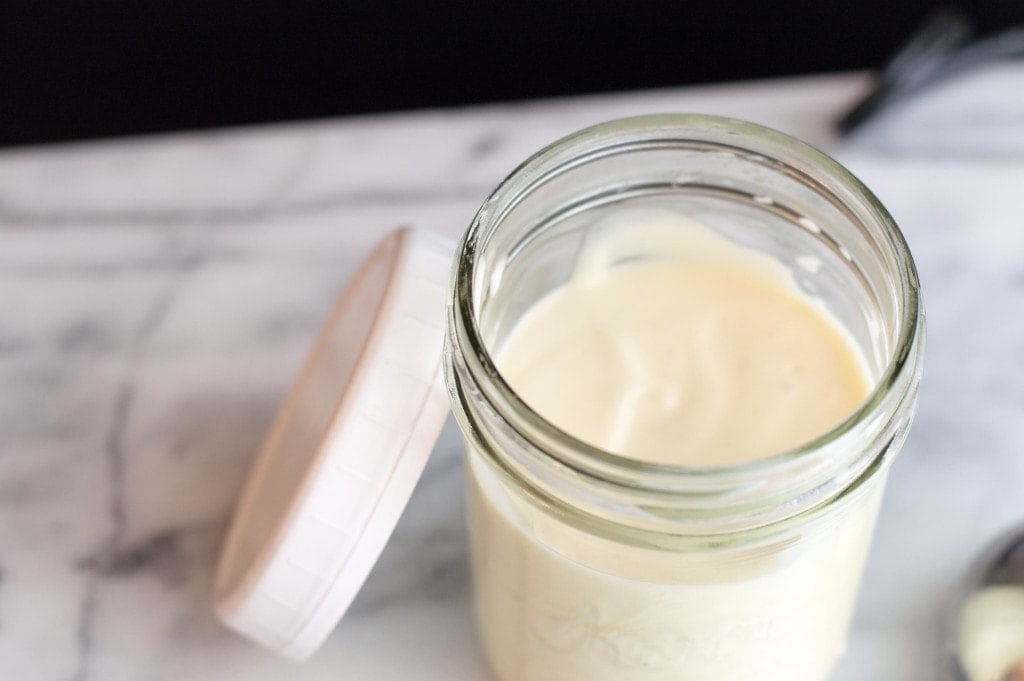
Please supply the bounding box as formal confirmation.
[450,114,924,495]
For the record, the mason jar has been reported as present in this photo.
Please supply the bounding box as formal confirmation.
[444,115,925,681]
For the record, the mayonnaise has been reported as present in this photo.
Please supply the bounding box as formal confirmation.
[496,211,870,466]
[959,586,1024,681]
[466,210,882,681]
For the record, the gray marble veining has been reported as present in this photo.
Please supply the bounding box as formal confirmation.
[2,68,1024,680]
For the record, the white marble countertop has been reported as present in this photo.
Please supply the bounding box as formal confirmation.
[4,66,1024,681]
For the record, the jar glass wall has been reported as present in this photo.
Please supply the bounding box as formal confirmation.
[445,115,924,681]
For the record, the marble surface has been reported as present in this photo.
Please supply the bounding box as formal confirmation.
[3,66,1024,680]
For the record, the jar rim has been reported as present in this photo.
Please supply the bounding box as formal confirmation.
[450,113,924,494]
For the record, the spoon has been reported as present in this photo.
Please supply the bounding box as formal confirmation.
[836,7,1024,138]
[948,524,1024,681]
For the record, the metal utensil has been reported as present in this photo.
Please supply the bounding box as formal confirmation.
[838,8,1024,136]
[948,524,1024,681]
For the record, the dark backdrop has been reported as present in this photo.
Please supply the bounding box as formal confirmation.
[2,1,1022,147]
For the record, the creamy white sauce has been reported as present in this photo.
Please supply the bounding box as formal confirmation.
[497,211,870,465]
[467,466,883,680]
[959,586,1024,681]
[465,210,885,681]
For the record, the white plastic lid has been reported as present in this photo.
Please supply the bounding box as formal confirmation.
[214,228,454,659]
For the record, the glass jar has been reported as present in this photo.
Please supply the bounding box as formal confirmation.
[444,115,924,681]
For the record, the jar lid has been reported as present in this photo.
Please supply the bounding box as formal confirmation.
[213,228,454,659]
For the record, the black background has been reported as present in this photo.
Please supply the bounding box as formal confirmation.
[2,1,1022,147]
